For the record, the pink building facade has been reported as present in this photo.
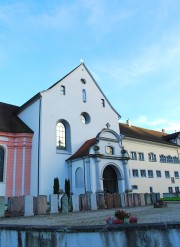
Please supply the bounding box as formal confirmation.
[0,132,33,197]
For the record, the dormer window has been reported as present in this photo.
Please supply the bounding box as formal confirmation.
[106,146,114,155]
[160,154,166,163]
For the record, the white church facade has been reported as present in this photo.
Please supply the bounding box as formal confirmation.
[0,63,179,197]
[0,63,130,197]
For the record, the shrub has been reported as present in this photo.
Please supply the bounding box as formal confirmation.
[53,177,60,194]
[65,179,71,199]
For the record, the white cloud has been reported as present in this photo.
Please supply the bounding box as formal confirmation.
[134,115,180,133]
[93,31,180,89]
[80,0,136,33]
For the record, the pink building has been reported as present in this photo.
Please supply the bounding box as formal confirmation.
[0,103,33,197]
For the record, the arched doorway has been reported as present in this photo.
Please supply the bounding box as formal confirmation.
[103,165,118,193]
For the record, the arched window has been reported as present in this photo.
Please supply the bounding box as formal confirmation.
[0,147,5,182]
[82,89,87,102]
[60,85,65,95]
[80,112,91,124]
[56,122,66,149]
[75,168,84,188]
[101,99,105,107]
[56,120,71,152]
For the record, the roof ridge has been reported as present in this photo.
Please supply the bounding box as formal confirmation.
[120,123,168,135]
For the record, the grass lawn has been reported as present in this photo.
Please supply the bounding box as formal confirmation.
[161,197,180,201]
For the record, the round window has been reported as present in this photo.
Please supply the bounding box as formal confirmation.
[80,112,90,124]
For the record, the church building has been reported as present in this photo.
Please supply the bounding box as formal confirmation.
[0,63,131,197]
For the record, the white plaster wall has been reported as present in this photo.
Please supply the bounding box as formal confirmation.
[38,64,120,195]
[123,138,180,194]
[18,99,40,196]
[71,160,85,195]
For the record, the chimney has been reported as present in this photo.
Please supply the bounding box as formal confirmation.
[126,119,131,127]
[162,129,165,133]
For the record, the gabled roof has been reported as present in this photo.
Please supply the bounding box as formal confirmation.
[164,132,180,140]
[0,102,33,133]
[67,138,97,161]
[17,63,121,118]
[119,123,178,146]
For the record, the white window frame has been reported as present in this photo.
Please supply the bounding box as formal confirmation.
[132,169,139,177]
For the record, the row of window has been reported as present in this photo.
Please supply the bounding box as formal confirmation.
[131,169,179,180]
[60,85,105,107]
[130,151,179,164]
[131,185,180,193]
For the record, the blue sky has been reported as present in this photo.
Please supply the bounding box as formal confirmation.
[0,0,180,133]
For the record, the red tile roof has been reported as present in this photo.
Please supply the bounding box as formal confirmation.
[67,138,97,161]
[119,123,178,146]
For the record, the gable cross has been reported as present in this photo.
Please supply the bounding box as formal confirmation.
[106,123,110,129]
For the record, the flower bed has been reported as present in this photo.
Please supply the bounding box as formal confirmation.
[106,209,138,225]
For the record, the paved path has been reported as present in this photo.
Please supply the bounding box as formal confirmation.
[0,202,179,227]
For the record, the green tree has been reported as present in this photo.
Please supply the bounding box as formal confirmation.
[53,177,60,194]
[65,179,70,199]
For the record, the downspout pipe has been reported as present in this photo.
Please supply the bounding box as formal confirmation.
[37,95,42,195]
[177,148,180,165]
[83,158,87,194]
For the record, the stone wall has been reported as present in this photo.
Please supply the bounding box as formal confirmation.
[0,192,162,217]
[0,223,179,247]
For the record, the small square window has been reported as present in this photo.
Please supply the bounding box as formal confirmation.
[148,153,156,162]
[174,171,179,179]
[140,170,146,177]
[173,156,179,164]
[175,187,179,193]
[165,171,170,178]
[148,170,153,178]
[168,187,173,193]
[167,155,173,163]
[132,169,139,177]
[132,185,138,190]
[138,152,144,161]
[130,152,137,160]
[149,187,153,193]
[156,170,161,178]
[160,155,166,163]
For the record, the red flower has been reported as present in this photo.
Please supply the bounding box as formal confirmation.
[113,219,124,224]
